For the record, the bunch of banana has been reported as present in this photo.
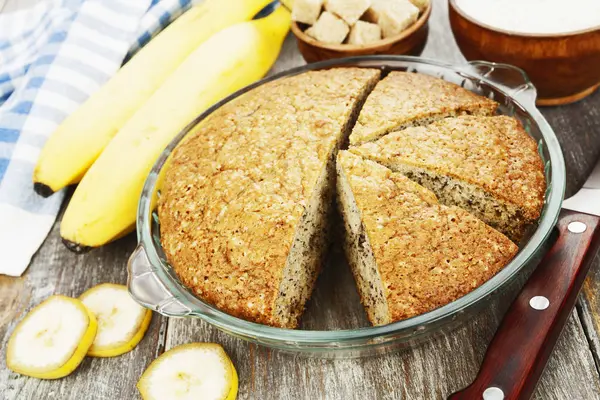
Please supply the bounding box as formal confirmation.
[6,284,152,379]
[34,0,274,196]
[33,0,290,250]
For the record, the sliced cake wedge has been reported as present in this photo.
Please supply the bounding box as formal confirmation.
[159,68,381,328]
[336,151,518,325]
[350,115,546,242]
[349,71,498,145]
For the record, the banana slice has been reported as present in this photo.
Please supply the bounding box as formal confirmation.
[6,295,97,379]
[79,283,152,357]
[137,343,238,400]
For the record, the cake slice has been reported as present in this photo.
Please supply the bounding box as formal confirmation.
[349,71,498,145]
[159,68,381,328]
[350,115,546,242]
[336,151,518,325]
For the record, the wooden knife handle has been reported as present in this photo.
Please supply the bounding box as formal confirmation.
[449,209,600,400]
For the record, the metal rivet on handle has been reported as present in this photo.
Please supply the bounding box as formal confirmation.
[529,296,550,310]
[568,221,587,234]
[483,387,504,400]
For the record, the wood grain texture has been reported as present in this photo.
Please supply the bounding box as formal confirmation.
[0,202,165,400]
[2,0,600,399]
[165,285,600,400]
[579,251,600,372]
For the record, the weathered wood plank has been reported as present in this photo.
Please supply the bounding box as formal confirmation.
[165,292,600,399]
[2,0,600,399]
[578,253,600,372]
[0,204,164,400]
[541,95,600,197]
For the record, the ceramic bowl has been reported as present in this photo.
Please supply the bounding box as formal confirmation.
[291,4,431,63]
[449,0,600,106]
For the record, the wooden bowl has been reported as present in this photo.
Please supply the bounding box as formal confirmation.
[291,4,431,64]
[449,0,600,106]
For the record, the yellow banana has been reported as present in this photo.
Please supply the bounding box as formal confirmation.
[280,0,294,10]
[33,0,272,196]
[79,283,153,357]
[60,6,291,249]
[6,295,98,379]
[137,343,238,400]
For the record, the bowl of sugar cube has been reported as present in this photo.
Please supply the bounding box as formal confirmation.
[290,0,431,63]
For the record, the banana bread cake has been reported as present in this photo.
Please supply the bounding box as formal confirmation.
[159,68,544,329]
[349,71,498,145]
[159,68,381,328]
[349,115,546,242]
[336,151,518,325]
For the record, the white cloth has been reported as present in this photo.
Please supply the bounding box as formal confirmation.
[0,0,200,276]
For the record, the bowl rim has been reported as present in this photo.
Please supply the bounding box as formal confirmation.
[291,3,432,51]
[449,0,600,38]
[135,55,566,347]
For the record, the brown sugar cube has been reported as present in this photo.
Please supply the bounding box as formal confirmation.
[292,0,323,25]
[347,20,382,45]
[408,0,429,12]
[324,0,371,25]
[365,0,419,38]
[304,11,350,44]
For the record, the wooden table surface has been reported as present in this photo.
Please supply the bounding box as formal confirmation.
[2,0,600,399]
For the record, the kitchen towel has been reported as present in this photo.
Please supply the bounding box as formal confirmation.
[0,0,200,276]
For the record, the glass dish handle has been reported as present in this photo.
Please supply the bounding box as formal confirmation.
[467,60,537,107]
[127,244,192,317]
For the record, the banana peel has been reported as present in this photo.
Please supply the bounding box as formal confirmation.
[280,0,294,10]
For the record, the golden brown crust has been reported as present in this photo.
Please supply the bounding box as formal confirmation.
[349,71,498,145]
[337,151,518,322]
[350,115,546,221]
[158,68,381,328]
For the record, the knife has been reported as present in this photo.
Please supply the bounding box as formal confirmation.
[449,158,600,400]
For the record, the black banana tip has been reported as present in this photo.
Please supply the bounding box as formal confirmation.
[34,182,55,198]
[62,239,92,254]
[254,1,279,19]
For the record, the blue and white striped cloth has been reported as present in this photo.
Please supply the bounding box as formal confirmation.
[0,0,200,276]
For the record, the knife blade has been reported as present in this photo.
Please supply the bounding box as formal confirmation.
[562,187,600,216]
[562,160,600,215]
[450,158,600,400]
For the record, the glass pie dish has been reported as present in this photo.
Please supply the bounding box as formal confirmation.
[127,56,565,358]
